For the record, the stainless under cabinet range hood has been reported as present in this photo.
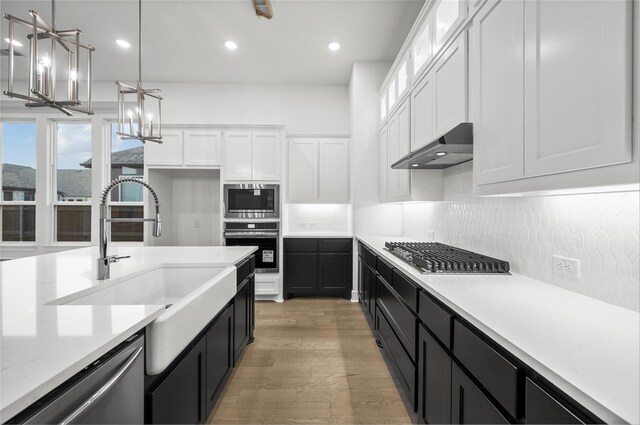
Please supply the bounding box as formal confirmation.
[391,123,473,169]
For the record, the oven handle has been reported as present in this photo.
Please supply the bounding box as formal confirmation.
[224,232,279,238]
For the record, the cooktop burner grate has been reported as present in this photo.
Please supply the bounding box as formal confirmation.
[384,242,510,274]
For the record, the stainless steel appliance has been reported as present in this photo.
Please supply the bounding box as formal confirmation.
[223,184,279,219]
[224,222,279,272]
[385,241,510,274]
[391,123,473,169]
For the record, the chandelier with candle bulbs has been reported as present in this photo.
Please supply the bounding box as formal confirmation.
[116,0,163,144]
[3,0,94,116]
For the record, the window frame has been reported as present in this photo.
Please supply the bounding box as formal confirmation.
[51,119,93,245]
[0,118,38,245]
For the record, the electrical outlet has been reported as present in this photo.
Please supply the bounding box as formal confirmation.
[552,255,580,279]
[426,230,435,241]
[194,219,201,228]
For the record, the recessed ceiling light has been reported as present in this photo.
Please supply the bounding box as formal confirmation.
[225,40,238,51]
[436,151,447,156]
[411,163,420,167]
[116,39,131,48]
[4,38,23,47]
[328,42,340,51]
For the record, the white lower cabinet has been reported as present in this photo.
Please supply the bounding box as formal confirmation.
[255,274,280,296]
[472,0,634,194]
[224,130,281,181]
[288,137,349,203]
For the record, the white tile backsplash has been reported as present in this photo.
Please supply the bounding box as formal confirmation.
[401,162,640,311]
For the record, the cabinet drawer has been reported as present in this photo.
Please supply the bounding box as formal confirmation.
[451,363,510,424]
[377,307,417,410]
[453,320,519,418]
[236,256,255,285]
[319,239,352,253]
[525,379,583,424]
[419,291,452,349]
[376,257,394,284]
[377,277,417,361]
[392,270,418,313]
[359,243,377,268]
[284,239,318,252]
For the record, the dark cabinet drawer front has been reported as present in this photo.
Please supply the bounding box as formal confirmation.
[377,277,417,361]
[236,255,255,284]
[319,239,352,253]
[377,307,417,410]
[419,324,452,425]
[525,379,583,424]
[454,321,519,418]
[360,243,377,268]
[284,239,318,252]
[452,363,510,424]
[392,271,418,313]
[419,291,452,348]
[376,257,394,284]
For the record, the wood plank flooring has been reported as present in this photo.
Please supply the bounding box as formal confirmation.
[207,298,413,424]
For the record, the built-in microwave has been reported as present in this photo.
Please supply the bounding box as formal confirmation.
[223,184,279,219]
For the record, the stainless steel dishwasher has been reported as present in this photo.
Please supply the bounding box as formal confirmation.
[15,333,144,424]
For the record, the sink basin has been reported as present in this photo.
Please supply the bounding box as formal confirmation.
[49,264,238,375]
[64,266,229,306]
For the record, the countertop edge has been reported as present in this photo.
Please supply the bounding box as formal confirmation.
[355,235,632,424]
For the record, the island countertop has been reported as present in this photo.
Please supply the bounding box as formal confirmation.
[357,235,640,425]
[0,245,257,422]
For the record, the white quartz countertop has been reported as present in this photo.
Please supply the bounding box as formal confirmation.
[0,245,256,422]
[283,232,354,238]
[357,235,640,424]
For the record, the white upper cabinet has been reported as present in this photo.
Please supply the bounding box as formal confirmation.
[472,0,525,186]
[386,98,411,199]
[145,130,184,166]
[223,131,253,180]
[433,0,467,54]
[397,60,409,99]
[318,139,349,202]
[411,71,436,151]
[183,130,222,166]
[224,130,281,181]
[288,138,349,203]
[288,139,318,202]
[379,126,389,201]
[522,0,632,177]
[388,78,397,111]
[380,93,388,122]
[252,131,281,180]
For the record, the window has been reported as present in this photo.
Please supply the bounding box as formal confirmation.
[54,122,92,242]
[1,122,37,242]
[109,124,144,242]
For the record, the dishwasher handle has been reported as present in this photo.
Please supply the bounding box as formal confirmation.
[59,347,143,425]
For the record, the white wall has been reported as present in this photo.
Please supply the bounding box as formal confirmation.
[402,161,640,312]
[349,62,402,237]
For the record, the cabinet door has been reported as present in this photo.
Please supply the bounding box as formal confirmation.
[145,130,183,166]
[411,71,436,151]
[224,131,252,181]
[472,0,525,185]
[418,326,452,425]
[525,379,583,424]
[396,99,411,198]
[523,0,632,177]
[206,305,233,415]
[433,0,467,54]
[283,252,318,297]
[379,126,389,201]
[319,253,351,295]
[288,139,318,202]
[252,131,281,180]
[318,139,349,202]
[451,363,509,424]
[434,33,467,138]
[148,338,206,424]
[184,130,222,166]
[234,279,251,362]
[386,114,399,198]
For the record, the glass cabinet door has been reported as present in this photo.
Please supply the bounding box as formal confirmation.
[434,0,464,53]
[381,93,387,122]
[412,17,433,76]
[388,78,397,110]
[397,61,408,97]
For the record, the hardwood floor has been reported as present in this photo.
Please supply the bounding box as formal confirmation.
[207,298,413,424]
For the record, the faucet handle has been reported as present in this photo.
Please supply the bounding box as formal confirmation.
[107,255,131,264]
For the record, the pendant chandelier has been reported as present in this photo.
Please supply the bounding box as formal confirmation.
[116,0,163,144]
[3,0,95,116]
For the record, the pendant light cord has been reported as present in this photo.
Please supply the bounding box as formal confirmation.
[51,0,55,30]
[138,0,142,83]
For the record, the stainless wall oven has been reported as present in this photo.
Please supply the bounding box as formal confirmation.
[224,222,279,273]
[223,184,279,219]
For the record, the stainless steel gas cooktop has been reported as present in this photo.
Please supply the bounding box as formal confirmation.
[385,242,510,274]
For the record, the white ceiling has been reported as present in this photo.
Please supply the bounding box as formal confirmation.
[0,0,424,85]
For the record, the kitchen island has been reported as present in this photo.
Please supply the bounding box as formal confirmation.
[0,245,257,423]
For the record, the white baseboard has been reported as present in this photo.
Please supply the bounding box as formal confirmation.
[351,290,359,302]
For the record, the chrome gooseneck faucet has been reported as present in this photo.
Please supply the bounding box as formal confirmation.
[98,178,161,280]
